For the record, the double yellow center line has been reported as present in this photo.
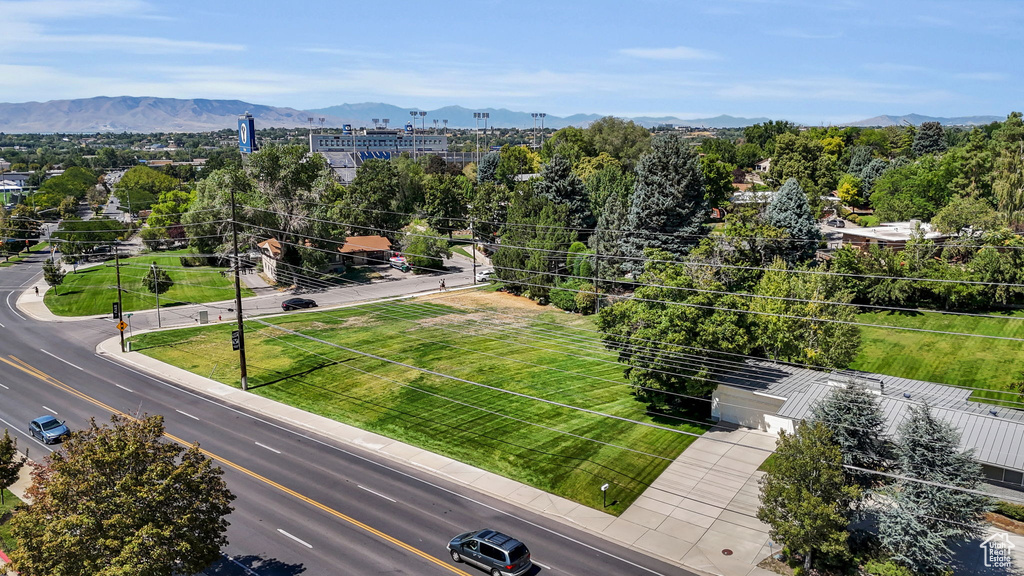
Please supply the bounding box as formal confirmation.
[2,355,470,575]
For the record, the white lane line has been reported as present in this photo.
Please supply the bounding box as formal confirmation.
[225,556,260,576]
[533,560,551,570]
[115,383,134,392]
[255,441,281,454]
[41,349,84,371]
[175,409,200,421]
[42,405,57,414]
[357,485,396,503]
[277,528,313,548]
[95,355,666,575]
[0,321,5,328]
[0,382,8,389]
[6,291,25,321]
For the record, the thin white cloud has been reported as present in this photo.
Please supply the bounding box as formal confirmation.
[0,0,152,20]
[619,46,719,61]
[955,72,1006,82]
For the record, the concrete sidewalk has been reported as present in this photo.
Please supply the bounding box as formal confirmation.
[95,335,778,576]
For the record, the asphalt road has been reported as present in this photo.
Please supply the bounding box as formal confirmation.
[0,252,699,576]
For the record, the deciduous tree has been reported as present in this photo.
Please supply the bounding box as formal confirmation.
[42,258,64,295]
[9,415,235,576]
[757,421,859,571]
[0,429,26,505]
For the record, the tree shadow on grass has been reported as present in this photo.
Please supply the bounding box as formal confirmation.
[203,554,306,576]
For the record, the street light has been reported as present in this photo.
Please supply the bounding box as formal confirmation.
[539,113,547,147]
[473,112,482,164]
[482,112,489,154]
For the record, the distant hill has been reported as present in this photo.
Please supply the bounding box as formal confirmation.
[0,96,322,133]
[843,113,1004,127]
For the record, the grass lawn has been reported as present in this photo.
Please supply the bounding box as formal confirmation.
[45,250,253,316]
[131,290,707,514]
[451,246,472,259]
[0,488,23,552]
[852,310,1024,405]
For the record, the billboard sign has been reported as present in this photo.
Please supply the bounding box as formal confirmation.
[238,114,257,154]
[404,122,413,134]
[342,124,352,135]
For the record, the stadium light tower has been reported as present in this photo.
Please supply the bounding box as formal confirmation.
[382,118,389,128]
[531,113,539,147]
[307,116,314,135]
[539,113,547,146]
[442,119,448,135]
[482,112,490,154]
[473,112,482,164]
[419,111,427,134]
[318,117,325,132]
[372,118,379,129]
[410,110,418,159]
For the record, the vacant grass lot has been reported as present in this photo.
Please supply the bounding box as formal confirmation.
[45,250,252,316]
[132,290,706,514]
[852,310,1024,405]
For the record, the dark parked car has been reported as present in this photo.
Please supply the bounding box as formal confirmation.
[826,218,846,228]
[448,529,532,576]
[282,298,318,311]
[29,415,70,444]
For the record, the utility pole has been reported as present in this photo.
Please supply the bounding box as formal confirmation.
[115,244,125,352]
[471,218,477,284]
[230,187,248,391]
[593,231,601,315]
[151,262,161,328]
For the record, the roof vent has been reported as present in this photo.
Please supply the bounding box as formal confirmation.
[990,410,998,416]
[903,392,911,399]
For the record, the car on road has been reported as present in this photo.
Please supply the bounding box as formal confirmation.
[448,529,532,576]
[475,269,495,282]
[282,297,318,311]
[29,415,70,444]
[825,218,845,228]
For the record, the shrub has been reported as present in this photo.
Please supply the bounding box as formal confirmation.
[574,282,597,314]
[995,501,1024,522]
[864,559,914,576]
[846,214,861,225]
[549,283,580,312]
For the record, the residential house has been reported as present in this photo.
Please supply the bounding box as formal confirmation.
[754,158,771,173]
[337,235,392,266]
[840,220,947,252]
[712,362,1024,492]
[257,238,282,282]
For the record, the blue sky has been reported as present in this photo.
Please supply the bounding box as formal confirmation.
[0,0,1020,124]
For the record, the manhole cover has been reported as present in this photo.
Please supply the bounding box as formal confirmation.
[722,549,733,556]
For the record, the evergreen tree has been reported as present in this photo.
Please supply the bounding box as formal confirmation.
[533,154,594,238]
[143,263,173,294]
[757,421,859,571]
[847,145,873,175]
[0,429,26,505]
[620,133,708,274]
[809,382,889,490]
[590,190,628,283]
[912,121,948,156]
[878,404,989,576]
[477,151,500,184]
[858,157,889,198]
[764,178,821,263]
[492,188,576,301]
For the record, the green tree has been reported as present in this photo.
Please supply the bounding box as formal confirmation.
[492,188,576,300]
[699,138,737,164]
[878,404,989,576]
[930,195,1000,234]
[423,174,469,237]
[598,251,752,403]
[468,181,512,243]
[743,120,799,156]
[750,259,860,367]
[757,421,859,571]
[946,128,994,199]
[403,227,451,273]
[767,132,838,208]
[9,415,235,576]
[337,159,410,238]
[992,114,1024,230]
[871,155,955,221]
[586,116,651,168]
[836,173,864,206]
[477,151,500,184]
[143,263,173,294]
[534,154,594,236]
[735,142,763,169]
[589,187,629,282]
[495,145,538,189]
[809,383,890,490]
[764,178,821,263]
[42,258,65,296]
[114,165,179,214]
[912,121,948,156]
[621,133,708,274]
[699,153,736,208]
[585,162,633,222]
[0,429,26,505]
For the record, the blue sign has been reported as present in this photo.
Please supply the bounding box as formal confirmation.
[238,114,257,154]
[404,122,413,134]
[342,124,352,135]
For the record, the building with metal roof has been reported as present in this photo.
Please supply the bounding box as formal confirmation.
[711,362,1024,490]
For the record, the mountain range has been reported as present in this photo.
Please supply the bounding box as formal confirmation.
[0,96,1006,133]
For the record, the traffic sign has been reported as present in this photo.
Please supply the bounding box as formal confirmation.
[112,302,120,319]
[231,330,240,351]
[116,320,128,332]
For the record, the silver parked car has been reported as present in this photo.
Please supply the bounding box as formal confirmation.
[448,529,532,576]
